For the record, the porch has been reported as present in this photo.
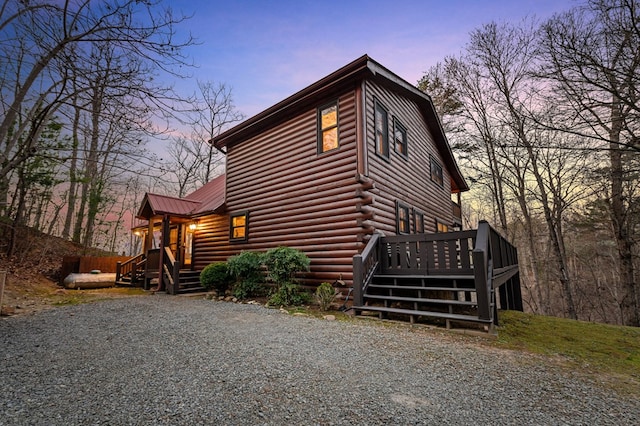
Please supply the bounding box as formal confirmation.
[352,220,522,329]
[115,215,204,295]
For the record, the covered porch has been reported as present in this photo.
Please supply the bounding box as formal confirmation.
[115,175,226,294]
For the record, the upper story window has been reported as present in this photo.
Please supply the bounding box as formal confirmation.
[436,220,449,233]
[393,118,408,158]
[374,100,389,159]
[318,101,339,153]
[230,211,249,242]
[430,156,444,187]
[396,201,410,235]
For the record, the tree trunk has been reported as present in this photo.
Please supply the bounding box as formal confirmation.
[609,98,639,326]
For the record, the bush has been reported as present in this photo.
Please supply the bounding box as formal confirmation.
[228,251,265,299]
[315,282,338,311]
[200,262,231,293]
[232,278,265,300]
[228,251,263,282]
[268,282,311,307]
[263,246,310,285]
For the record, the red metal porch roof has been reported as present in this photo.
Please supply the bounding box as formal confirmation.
[136,174,226,220]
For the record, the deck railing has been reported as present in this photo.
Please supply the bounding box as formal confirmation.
[353,233,381,306]
[352,221,521,324]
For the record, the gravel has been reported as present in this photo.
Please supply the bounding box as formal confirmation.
[0,296,637,425]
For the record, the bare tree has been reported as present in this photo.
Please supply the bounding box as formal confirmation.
[539,0,640,325]
[165,81,244,195]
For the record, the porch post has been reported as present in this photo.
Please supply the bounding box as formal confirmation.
[145,220,153,254]
[157,214,170,292]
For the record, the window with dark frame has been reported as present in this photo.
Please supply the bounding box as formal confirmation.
[375,100,389,159]
[414,210,425,234]
[436,220,449,233]
[318,101,339,153]
[230,211,249,241]
[396,201,410,235]
[393,118,408,157]
[430,156,444,187]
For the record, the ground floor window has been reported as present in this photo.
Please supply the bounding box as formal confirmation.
[436,220,449,233]
[230,211,249,241]
[414,210,425,233]
[396,201,410,234]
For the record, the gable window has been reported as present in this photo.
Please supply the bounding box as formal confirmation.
[230,211,249,241]
[430,156,444,187]
[393,118,408,158]
[375,100,389,159]
[318,101,339,153]
[396,201,410,235]
[436,220,449,233]
[414,210,425,234]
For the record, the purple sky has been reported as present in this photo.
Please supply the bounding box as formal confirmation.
[171,0,578,118]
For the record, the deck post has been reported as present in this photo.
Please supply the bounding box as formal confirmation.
[353,254,363,307]
[473,221,492,321]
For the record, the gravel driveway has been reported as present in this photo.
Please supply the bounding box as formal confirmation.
[1,296,637,425]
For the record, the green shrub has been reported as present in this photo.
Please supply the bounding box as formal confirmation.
[200,262,231,293]
[315,282,338,311]
[263,246,310,285]
[232,278,265,300]
[228,251,265,299]
[228,251,263,282]
[268,282,311,307]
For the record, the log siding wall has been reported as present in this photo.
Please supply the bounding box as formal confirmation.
[193,78,457,287]
[195,91,365,285]
[363,80,454,235]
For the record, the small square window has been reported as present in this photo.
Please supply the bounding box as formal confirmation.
[230,211,249,241]
[393,118,408,158]
[375,100,389,159]
[396,201,410,235]
[430,156,444,187]
[436,220,449,233]
[318,102,339,153]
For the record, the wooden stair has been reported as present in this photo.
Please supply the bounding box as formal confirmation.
[353,274,493,328]
[176,270,205,294]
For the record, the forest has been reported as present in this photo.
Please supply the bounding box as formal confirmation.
[418,0,639,326]
[0,0,638,326]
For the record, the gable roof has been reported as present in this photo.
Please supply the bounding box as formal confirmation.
[212,54,468,192]
[136,174,226,220]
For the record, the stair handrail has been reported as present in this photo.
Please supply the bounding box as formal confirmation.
[116,253,145,283]
[353,233,381,307]
[162,247,181,295]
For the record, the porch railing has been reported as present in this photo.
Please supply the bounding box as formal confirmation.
[162,247,181,295]
[115,253,145,284]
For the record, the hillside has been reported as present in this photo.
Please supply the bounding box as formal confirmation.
[0,225,133,316]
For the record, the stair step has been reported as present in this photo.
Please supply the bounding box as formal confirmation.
[373,274,474,281]
[363,294,476,306]
[367,284,475,292]
[353,305,492,323]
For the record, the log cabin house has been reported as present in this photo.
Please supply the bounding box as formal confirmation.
[118,55,522,328]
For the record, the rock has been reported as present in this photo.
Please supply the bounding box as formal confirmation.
[323,315,336,321]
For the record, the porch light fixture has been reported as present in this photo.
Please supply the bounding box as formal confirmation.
[189,221,198,231]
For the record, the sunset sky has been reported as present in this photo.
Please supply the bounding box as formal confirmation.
[171,0,579,118]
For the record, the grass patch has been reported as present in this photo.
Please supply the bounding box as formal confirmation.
[51,287,147,306]
[495,310,640,380]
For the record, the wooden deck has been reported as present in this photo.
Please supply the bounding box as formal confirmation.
[352,221,522,329]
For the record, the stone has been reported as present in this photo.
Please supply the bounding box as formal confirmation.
[323,315,336,321]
